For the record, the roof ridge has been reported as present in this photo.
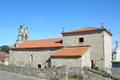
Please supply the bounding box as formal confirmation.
[72,27,98,30]
[80,26,97,28]
[65,45,90,48]
[62,27,98,33]
[23,37,63,42]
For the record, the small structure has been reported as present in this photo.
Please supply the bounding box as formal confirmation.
[112,41,120,61]
[0,51,9,65]
[112,41,120,75]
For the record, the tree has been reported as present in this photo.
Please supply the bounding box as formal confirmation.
[0,45,10,53]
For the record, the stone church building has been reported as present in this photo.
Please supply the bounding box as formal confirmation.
[9,26,112,72]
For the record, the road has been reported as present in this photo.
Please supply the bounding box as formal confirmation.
[0,70,38,80]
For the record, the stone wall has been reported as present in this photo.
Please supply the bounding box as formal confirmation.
[51,66,120,80]
[0,64,45,78]
[63,31,112,71]
[112,67,120,77]
[63,32,105,69]
[0,64,119,80]
[112,62,120,76]
[51,46,91,68]
[9,48,60,68]
[51,56,82,67]
[103,31,112,72]
[82,48,91,68]
[83,67,120,80]
[0,64,58,80]
[55,66,83,80]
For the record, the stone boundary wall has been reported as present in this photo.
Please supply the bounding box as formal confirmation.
[52,66,120,80]
[0,64,120,80]
[83,67,120,80]
[55,66,83,80]
[0,64,57,80]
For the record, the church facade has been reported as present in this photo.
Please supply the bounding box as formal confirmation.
[9,26,112,72]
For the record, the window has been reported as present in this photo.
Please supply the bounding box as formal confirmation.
[38,64,41,68]
[79,37,84,43]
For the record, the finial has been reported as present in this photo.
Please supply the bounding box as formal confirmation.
[101,22,104,29]
[62,27,64,33]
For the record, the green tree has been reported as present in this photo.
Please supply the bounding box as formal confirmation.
[0,45,10,53]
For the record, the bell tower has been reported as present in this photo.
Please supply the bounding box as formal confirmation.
[15,25,29,45]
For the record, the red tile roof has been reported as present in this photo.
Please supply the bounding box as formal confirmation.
[14,38,64,49]
[0,51,9,61]
[63,27,98,33]
[70,27,97,32]
[62,27,112,36]
[51,46,88,57]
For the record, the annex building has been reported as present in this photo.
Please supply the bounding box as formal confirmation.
[9,26,112,72]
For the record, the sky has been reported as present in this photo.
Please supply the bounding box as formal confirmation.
[0,0,120,47]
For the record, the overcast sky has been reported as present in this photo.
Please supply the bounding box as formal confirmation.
[0,0,120,47]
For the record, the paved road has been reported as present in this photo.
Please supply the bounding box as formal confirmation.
[0,70,38,80]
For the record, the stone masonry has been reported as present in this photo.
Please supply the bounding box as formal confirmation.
[62,28,112,72]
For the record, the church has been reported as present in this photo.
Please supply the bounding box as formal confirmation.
[9,25,112,72]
